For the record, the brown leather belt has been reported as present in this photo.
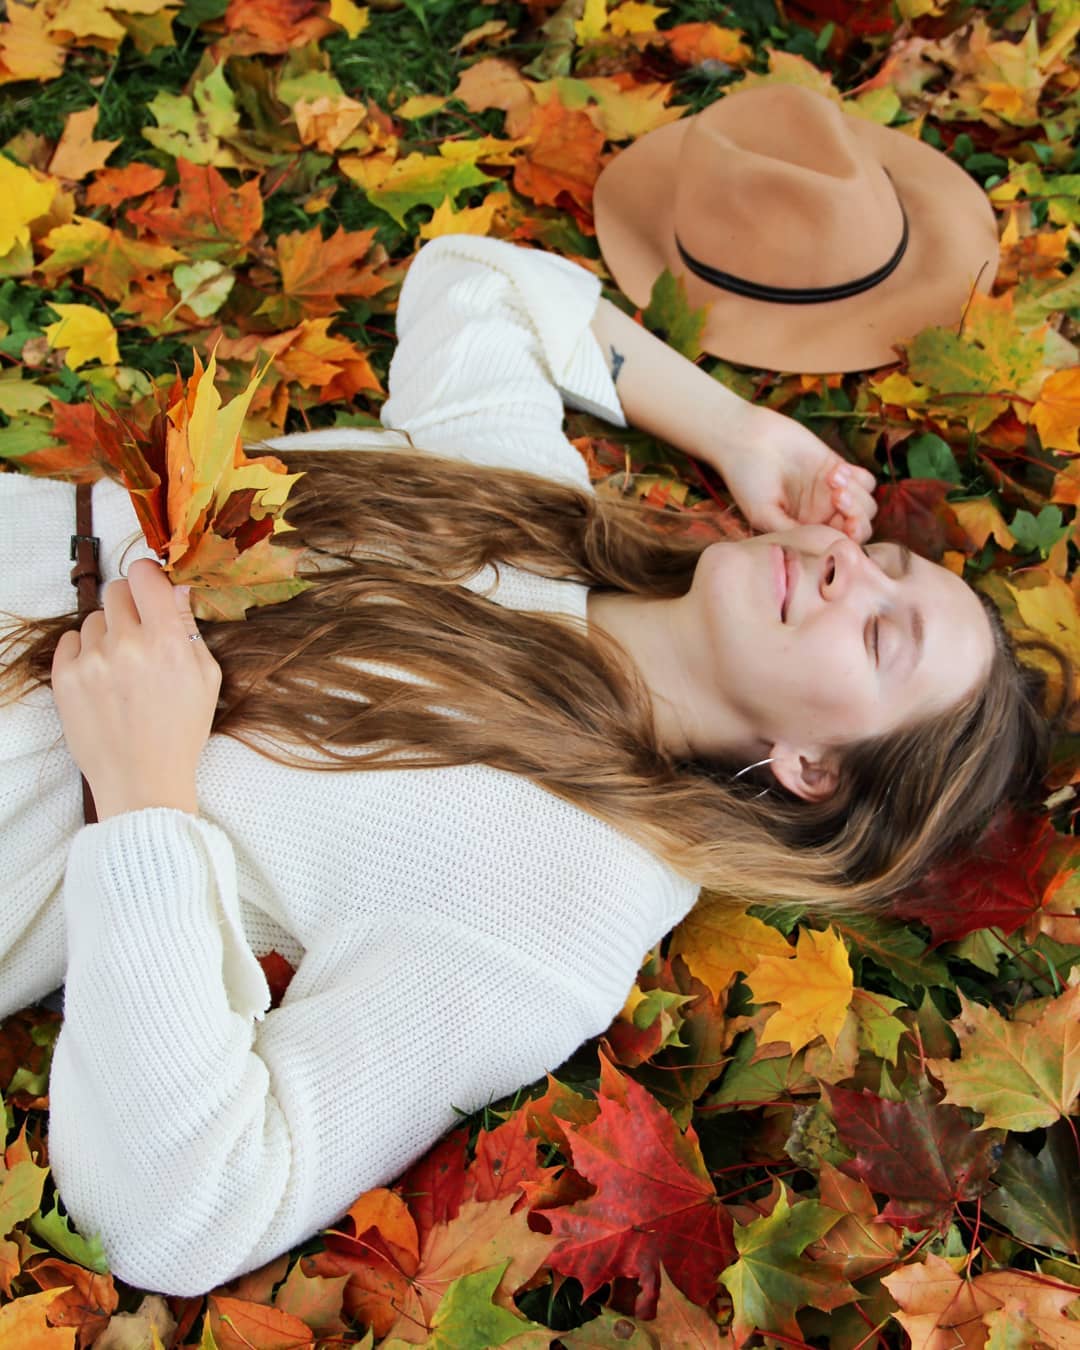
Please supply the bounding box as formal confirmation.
[71,482,101,825]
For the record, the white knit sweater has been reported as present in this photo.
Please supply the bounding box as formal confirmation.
[0,236,700,1296]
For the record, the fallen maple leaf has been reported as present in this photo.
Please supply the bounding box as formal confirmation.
[126,159,263,261]
[379,1192,553,1344]
[0,156,57,258]
[719,1185,860,1347]
[47,105,119,181]
[0,0,67,85]
[891,808,1069,946]
[83,161,164,208]
[1033,367,1080,453]
[669,903,794,1001]
[513,92,607,217]
[42,302,119,370]
[26,1258,118,1349]
[982,1119,1080,1255]
[538,1050,736,1318]
[208,1293,313,1349]
[259,224,390,326]
[926,983,1080,1132]
[824,1083,1004,1232]
[873,478,968,560]
[0,1286,74,1347]
[745,925,853,1054]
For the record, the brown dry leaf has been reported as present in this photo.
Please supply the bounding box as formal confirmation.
[882,1253,999,1349]
[454,57,536,138]
[46,105,120,180]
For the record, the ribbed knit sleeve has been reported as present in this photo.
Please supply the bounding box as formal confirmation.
[379,235,627,489]
[46,805,613,1296]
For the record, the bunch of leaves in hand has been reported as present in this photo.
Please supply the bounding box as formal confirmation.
[90,350,311,621]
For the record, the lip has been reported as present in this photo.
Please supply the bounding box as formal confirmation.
[771,544,786,619]
[781,549,796,622]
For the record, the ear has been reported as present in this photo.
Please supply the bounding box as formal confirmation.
[768,742,840,803]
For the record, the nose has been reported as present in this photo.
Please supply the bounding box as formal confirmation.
[820,536,880,601]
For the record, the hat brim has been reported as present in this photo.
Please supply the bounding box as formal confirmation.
[593,107,1000,374]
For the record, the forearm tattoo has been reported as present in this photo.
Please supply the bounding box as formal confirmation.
[608,344,625,383]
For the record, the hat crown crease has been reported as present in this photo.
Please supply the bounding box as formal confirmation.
[675,107,906,291]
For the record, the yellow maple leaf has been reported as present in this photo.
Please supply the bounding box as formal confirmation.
[42,302,119,369]
[746,926,853,1054]
[0,0,67,84]
[396,93,448,119]
[951,498,1017,552]
[869,371,931,411]
[1032,367,1080,453]
[669,900,792,999]
[610,2,668,36]
[0,157,56,257]
[578,76,687,141]
[48,0,174,49]
[329,0,368,39]
[575,0,608,44]
[419,190,508,241]
[1005,570,1080,671]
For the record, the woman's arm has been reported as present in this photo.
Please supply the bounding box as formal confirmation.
[588,297,761,472]
[588,298,877,540]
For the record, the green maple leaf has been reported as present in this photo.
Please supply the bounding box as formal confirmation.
[29,1200,111,1274]
[983,1119,1080,1254]
[363,154,493,227]
[643,269,708,361]
[904,328,1004,432]
[826,915,950,991]
[719,1187,859,1343]
[143,62,242,167]
[382,1260,546,1349]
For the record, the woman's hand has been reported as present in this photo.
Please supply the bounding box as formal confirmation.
[51,559,221,822]
[712,405,878,542]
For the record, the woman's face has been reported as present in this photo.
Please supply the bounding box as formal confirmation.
[687,524,996,782]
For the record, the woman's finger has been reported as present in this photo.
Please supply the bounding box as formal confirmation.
[126,560,195,638]
[52,627,81,672]
[77,609,108,647]
[102,577,141,635]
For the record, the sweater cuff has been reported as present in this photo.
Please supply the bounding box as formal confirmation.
[63,808,271,1023]
[496,244,628,428]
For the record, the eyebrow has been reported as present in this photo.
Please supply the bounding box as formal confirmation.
[896,544,925,669]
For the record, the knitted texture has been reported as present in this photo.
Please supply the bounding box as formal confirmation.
[0,236,700,1295]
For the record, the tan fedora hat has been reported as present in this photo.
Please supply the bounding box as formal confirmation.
[593,84,1000,374]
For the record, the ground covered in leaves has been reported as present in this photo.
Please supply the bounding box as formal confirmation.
[2,0,1080,1346]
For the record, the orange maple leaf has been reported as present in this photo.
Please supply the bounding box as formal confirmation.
[513,93,607,217]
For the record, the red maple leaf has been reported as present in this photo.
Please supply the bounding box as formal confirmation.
[873,478,967,561]
[536,1049,735,1318]
[890,808,1073,947]
[395,1128,470,1251]
[824,1084,1004,1233]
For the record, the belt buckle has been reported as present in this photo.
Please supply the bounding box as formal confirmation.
[70,534,101,562]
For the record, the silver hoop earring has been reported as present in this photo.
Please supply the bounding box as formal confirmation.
[732,756,774,780]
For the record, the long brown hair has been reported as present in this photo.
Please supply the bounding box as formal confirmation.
[0,445,1062,914]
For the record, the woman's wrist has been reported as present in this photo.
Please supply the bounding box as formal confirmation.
[588,297,760,475]
[91,780,200,822]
